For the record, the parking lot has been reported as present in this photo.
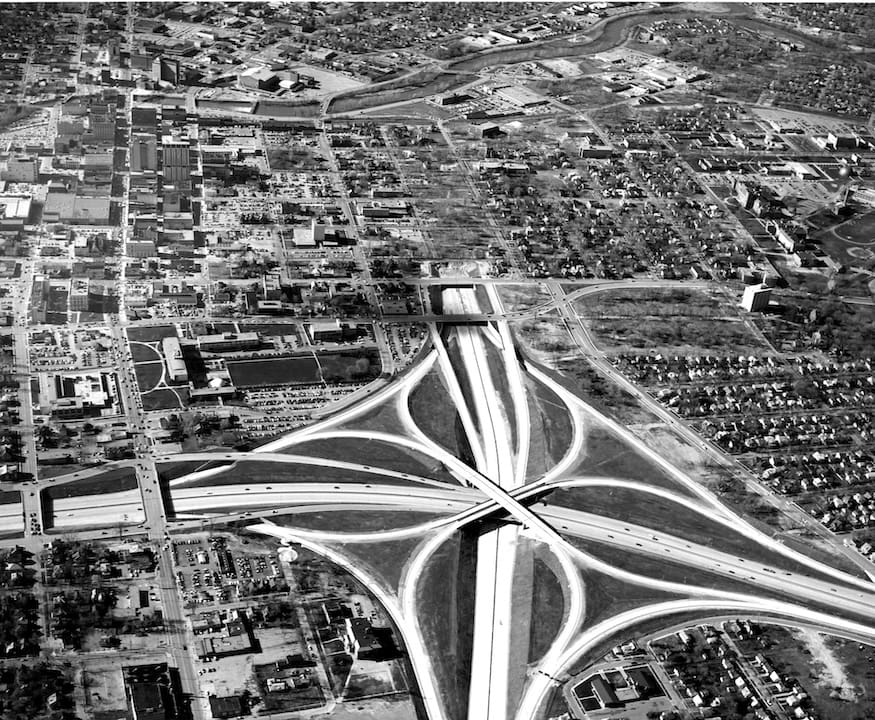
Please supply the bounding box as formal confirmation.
[173,533,288,607]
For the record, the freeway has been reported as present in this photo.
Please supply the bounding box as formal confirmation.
[158,472,875,619]
[68,269,875,720]
[542,282,875,583]
[163,451,463,491]
[46,488,145,531]
[443,287,520,720]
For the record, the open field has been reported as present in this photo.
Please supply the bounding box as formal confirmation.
[319,696,419,720]
[525,375,574,480]
[0,104,38,130]
[270,509,445,534]
[555,357,659,425]
[327,535,426,593]
[341,398,410,437]
[507,537,539,716]
[529,549,566,664]
[574,288,768,353]
[129,342,161,362]
[481,336,517,450]
[171,459,431,489]
[580,567,679,629]
[133,361,163,392]
[283,437,460,484]
[415,529,477,720]
[573,425,691,496]
[408,368,458,451]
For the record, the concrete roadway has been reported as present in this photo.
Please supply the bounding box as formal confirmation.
[156,474,875,621]
[545,281,875,582]
[443,287,521,720]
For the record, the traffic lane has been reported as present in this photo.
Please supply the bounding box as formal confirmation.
[543,507,875,617]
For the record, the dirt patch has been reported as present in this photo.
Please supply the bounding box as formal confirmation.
[794,628,856,701]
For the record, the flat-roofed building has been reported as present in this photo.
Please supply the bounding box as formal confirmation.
[73,196,111,225]
[161,137,190,185]
[0,194,31,229]
[162,336,188,382]
[492,84,546,107]
[2,156,39,183]
[131,133,158,172]
[239,67,280,92]
[741,283,771,313]
[197,332,261,353]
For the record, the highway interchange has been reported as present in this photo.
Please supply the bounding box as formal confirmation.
[14,282,875,720]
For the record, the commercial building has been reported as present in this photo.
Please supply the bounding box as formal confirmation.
[131,134,158,172]
[741,284,771,313]
[0,194,31,229]
[492,85,546,108]
[197,332,262,353]
[128,683,170,720]
[306,319,362,344]
[2,156,39,183]
[161,138,191,185]
[162,336,188,382]
[239,67,280,92]
[123,664,178,720]
[292,220,326,247]
[155,57,181,85]
[72,196,111,225]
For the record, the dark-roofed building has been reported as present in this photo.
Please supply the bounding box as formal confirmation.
[208,696,244,719]
[591,676,621,708]
[344,617,382,655]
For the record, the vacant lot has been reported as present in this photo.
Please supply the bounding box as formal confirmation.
[574,288,767,353]
[286,437,460,484]
[737,625,875,720]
